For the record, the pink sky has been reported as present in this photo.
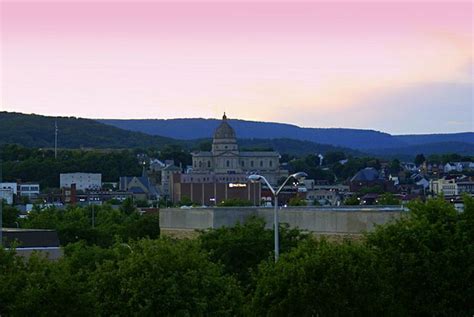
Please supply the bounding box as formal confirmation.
[1,1,472,134]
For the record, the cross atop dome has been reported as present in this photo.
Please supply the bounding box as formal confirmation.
[222,112,227,120]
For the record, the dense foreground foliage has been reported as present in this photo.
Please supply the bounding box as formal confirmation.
[1,197,473,316]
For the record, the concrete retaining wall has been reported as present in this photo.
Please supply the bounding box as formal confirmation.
[160,206,404,234]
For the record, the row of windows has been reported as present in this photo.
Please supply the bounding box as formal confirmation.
[195,160,275,168]
[185,176,247,183]
[21,186,40,191]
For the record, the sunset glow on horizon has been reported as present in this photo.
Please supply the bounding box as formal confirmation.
[1,1,472,134]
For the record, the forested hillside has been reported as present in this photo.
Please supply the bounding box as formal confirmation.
[0,112,176,149]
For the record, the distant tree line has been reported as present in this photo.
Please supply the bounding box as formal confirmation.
[2,144,473,191]
[0,144,143,189]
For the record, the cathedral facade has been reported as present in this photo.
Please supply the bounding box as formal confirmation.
[189,113,288,185]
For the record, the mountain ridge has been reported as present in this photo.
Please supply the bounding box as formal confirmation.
[1,112,473,158]
[97,118,473,150]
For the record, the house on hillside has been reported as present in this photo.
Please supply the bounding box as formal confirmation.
[444,162,474,173]
[349,167,396,193]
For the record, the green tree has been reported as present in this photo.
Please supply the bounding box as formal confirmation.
[324,151,346,165]
[377,193,401,205]
[414,153,426,166]
[92,239,244,316]
[288,197,306,206]
[178,196,194,206]
[120,197,136,215]
[344,196,360,205]
[122,212,160,240]
[1,202,20,227]
[218,198,253,207]
[389,158,401,174]
[365,197,474,315]
[0,249,95,316]
[20,204,159,247]
[251,238,388,316]
[199,217,308,290]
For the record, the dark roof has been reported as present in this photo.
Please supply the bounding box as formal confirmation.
[2,229,60,248]
[350,167,380,182]
[193,151,279,157]
[129,186,146,194]
[239,151,280,157]
[192,152,212,157]
[162,165,181,171]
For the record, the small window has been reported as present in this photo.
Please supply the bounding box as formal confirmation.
[208,161,211,168]
[199,161,202,168]
[269,160,273,167]
[260,161,263,167]
[251,161,254,167]
[226,160,230,167]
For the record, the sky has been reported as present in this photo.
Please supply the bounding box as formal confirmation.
[1,0,472,134]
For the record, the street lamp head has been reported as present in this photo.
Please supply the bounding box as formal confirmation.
[291,172,308,182]
[248,174,263,182]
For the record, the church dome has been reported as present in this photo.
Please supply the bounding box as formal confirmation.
[213,113,236,140]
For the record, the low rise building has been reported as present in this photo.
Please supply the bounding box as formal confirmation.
[173,174,261,206]
[18,183,40,200]
[2,228,62,260]
[0,188,14,204]
[430,177,458,196]
[456,177,474,195]
[161,164,182,198]
[0,182,18,195]
[119,176,159,201]
[60,173,102,191]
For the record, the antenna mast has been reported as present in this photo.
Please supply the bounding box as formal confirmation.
[54,121,58,159]
[0,152,3,246]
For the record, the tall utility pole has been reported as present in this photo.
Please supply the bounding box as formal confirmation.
[54,121,58,159]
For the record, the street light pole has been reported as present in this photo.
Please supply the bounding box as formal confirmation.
[249,172,307,262]
[273,194,279,260]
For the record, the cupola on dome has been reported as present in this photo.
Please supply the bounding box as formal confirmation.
[213,113,236,139]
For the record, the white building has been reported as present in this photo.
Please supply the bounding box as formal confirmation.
[18,183,40,199]
[430,178,458,196]
[0,182,18,195]
[0,188,14,204]
[444,162,474,173]
[60,173,102,191]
